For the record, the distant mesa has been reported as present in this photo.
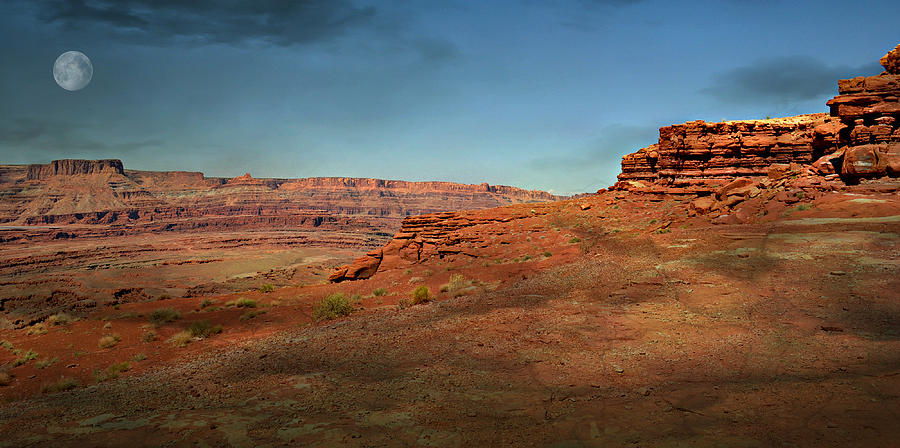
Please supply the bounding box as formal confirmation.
[26,159,124,180]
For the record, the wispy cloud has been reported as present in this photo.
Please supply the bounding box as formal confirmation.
[32,0,376,46]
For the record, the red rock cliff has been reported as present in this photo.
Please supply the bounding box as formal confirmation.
[615,43,900,193]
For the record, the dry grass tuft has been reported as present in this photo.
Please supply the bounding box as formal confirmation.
[98,334,121,349]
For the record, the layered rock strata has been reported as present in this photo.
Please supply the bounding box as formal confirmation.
[329,207,542,282]
[0,161,562,239]
[615,43,900,192]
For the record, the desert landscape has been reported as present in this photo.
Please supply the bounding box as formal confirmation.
[1,0,899,445]
[0,41,897,446]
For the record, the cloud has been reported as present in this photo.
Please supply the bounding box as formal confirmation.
[703,56,883,105]
[0,117,162,155]
[32,0,376,46]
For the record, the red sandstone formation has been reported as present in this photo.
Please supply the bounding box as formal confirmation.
[0,162,561,239]
[614,44,900,194]
[329,206,546,282]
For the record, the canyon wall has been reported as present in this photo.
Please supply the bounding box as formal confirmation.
[0,161,562,241]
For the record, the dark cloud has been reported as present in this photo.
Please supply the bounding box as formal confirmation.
[703,56,883,104]
[32,0,376,46]
[0,117,161,154]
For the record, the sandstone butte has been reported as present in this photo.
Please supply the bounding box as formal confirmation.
[329,43,900,283]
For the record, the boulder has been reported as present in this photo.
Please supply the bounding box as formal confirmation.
[842,145,881,177]
[811,149,845,175]
[690,196,716,214]
[715,177,759,201]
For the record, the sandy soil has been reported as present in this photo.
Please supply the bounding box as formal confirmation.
[0,185,898,447]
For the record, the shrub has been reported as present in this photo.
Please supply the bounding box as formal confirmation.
[13,350,39,367]
[189,320,223,338]
[35,357,58,369]
[42,377,78,394]
[372,288,388,297]
[142,330,156,343]
[240,310,266,321]
[98,334,121,349]
[171,330,192,347]
[149,308,180,325]
[570,237,582,244]
[543,251,553,257]
[0,340,14,351]
[313,293,353,321]
[228,298,257,308]
[133,353,147,362]
[95,361,130,382]
[47,312,75,326]
[441,274,470,294]
[200,299,213,309]
[27,324,47,336]
[411,285,432,305]
[521,255,532,261]
[0,372,10,386]
[796,203,812,211]
[258,283,275,293]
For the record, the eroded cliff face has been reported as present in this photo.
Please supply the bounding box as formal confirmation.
[614,44,900,193]
[616,114,842,193]
[0,162,562,240]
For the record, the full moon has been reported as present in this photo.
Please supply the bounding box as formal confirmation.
[53,51,93,91]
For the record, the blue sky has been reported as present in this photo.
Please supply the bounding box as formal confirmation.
[0,0,897,194]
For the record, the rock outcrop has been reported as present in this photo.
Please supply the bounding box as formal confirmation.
[617,114,842,193]
[615,43,900,193]
[330,207,542,282]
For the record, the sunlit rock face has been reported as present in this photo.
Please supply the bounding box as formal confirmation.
[613,43,900,194]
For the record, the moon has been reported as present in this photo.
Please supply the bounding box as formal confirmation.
[53,51,93,91]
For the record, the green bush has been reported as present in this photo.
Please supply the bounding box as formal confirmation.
[313,293,353,321]
[372,288,388,297]
[569,237,581,243]
[189,320,223,338]
[200,299,213,309]
[149,308,180,325]
[35,357,58,369]
[411,285,432,305]
[13,349,39,367]
[258,283,275,293]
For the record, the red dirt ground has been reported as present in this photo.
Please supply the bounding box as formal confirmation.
[0,181,898,447]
